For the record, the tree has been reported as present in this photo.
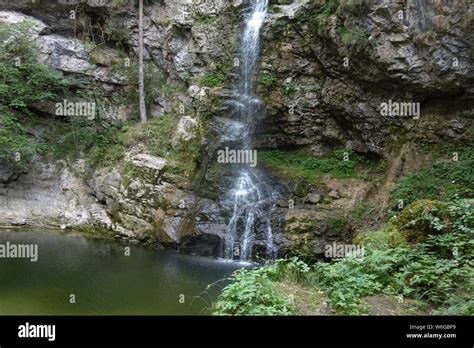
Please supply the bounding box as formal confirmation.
[138,0,147,123]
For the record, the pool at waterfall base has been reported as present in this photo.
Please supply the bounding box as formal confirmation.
[0,230,243,315]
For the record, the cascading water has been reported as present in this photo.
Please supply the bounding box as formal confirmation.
[222,0,278,261]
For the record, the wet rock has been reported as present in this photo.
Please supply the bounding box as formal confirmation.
[305,193,321,204]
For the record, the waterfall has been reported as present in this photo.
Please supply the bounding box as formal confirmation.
[222,0,277,261]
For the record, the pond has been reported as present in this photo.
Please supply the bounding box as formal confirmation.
[0,230,243,315]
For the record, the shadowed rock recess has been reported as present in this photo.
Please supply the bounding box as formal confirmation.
[0,0,472,262]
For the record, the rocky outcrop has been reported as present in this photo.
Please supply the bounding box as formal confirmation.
[257,0,473,155]
[0,160,112,230]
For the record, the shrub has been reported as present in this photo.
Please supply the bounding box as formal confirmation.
[213,267,295,316]
[0,21,65,168]
[214,226,473,316]
[274,257,312,284]
[313,232,473,314]
[0,108,35,168]
[388,198,474,244]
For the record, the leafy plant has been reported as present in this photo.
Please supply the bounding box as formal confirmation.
[282,82,297,95]
[213,267,295,316]
[261,73,278,88]
[313,231,473,314]
[199,72,226,88]
[274,257,311,284]
[0,22,65,168]
[0,108,35,168]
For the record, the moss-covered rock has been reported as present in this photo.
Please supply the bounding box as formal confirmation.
[388,199,446,244]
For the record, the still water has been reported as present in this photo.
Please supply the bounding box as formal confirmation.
[0,230,243,315]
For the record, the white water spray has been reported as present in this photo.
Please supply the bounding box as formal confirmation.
[223,0,277,261]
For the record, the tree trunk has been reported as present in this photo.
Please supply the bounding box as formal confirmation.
[138,0,147,123]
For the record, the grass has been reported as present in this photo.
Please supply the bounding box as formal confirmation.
[122,114,202,177]
[259,148,370,182]
[390,145,474,208]
[199,72,226,88]
[337,27,368,46]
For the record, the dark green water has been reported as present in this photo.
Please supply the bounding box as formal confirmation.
[0,230,243,315]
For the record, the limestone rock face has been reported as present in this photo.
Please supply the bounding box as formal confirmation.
[0,162,112,230]
[258,0,473,155]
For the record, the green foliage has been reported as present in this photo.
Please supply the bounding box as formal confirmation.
[311,0,370,49]
[259,148,368,182]
[313,0,340,34]
[313,231,473,314]
[274,257,312,284]
[40,117,127,167]
[261,73,278,88]
[0,62,65,110]
[351,202,377,225]
[0,21,65,168]
[327,213,350,237]
[213,267,295,316]
[0,22,65,111]
[123,114,201,177]
[282,82,297,95]
[337,27,368,46]
[0,108,35,168]
[0,21,36,62]
[199,72,226,88]
[388,198,473,244]
[311,84,322,92]
[214,224,472,315]
[391,148,474,207]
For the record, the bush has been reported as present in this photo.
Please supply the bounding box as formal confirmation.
[388,198,474,244]
[274,257,312,284]
[214,226,473,315]
[213,267,294,316]
[0,108,35,168]
[314,231,473,314]
[0,21,65,168]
